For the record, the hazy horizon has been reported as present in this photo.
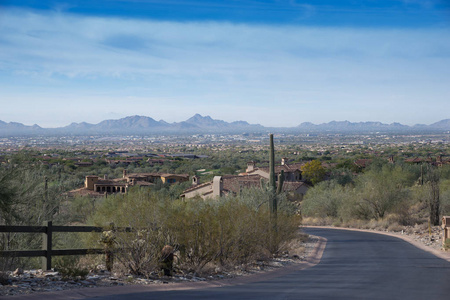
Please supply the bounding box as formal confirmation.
[1,1,449,127]
[1,113,448,129]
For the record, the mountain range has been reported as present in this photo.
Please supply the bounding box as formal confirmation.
[0,114,449,136]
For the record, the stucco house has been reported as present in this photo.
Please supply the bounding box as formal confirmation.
[67,170,189,197]
[181,159,310,200]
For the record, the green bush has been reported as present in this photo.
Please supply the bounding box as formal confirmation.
[444,239,450,251]
[302,180,345,218]
[302,162,421,224]
[86,187,300,276]
[54,256,89,280]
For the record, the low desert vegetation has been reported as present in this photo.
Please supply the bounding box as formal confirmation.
[302,160,450,230]
[84,187,300,276]
[1,144,449,277]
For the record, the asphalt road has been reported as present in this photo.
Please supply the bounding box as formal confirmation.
[84,228,450,300]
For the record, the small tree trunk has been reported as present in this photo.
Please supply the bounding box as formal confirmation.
[105,249,114,272]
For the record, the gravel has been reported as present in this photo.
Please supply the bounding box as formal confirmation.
[0,236,318,297]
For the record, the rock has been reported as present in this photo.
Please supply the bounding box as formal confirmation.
[13,268,24,276]
[44,272,59,277]
[193,277,206,281]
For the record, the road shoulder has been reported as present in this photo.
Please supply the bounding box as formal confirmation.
[304,225,450,262]
[5,235,327,300]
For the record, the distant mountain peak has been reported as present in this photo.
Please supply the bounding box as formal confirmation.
[187,114,213,122]
[0,116,449,136]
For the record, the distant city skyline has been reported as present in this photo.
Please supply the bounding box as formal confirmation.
[1,1,449,128]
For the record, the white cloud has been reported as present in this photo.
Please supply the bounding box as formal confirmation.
[0,8,449,127]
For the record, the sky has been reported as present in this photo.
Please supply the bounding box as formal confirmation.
[0,0,449,128]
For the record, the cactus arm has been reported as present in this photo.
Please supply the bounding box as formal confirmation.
[277,170,284,195]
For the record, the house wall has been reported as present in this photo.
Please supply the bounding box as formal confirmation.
[85,176,99,190]
[251,169,270,179]
[212,176,223,198]
[183,184,213,199]
[94,184,127,194]
[285,170,301,182]
[161,175,188,184]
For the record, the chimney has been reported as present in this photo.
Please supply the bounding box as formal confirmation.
[104,174,108,180]
[123,169,127,178]
[192,175,199,186]
[281,157,288,166]
[246,161,256,173]
[212,176,223,198]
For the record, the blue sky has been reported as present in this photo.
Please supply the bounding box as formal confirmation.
[0,0,449,128]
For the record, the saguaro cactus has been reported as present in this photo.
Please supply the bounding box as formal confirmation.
[276,170,285,195]
[269,133,276,192]
[269,134,276,218]
[268,134,284,223]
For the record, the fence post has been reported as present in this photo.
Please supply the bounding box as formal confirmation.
[42,220,53,271]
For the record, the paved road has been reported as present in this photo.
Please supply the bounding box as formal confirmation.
[85,228,450,300]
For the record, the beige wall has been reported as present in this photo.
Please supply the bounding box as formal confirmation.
[183,184,213,199]
[85,176,99,190]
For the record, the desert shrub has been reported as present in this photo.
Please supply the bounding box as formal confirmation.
[166,194,299,274]
[88,188,172,276]
[0,255,16,285]
[86,187,300,275]
[329,168,355,186]
[440,179,450,216]
[302,163,420,224]
[350,164,412,220]
[444,239,450,251]
[54,256,89,280]
[114,229,165,276]
[302,180,346,218]
[69,196,97,223]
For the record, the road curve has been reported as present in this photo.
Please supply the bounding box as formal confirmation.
[76,228,450,300]
[8,228,450,300]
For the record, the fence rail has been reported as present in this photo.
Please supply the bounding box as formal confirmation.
[0,221,131,270]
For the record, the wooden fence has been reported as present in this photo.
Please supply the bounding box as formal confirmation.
[0,221,131,270]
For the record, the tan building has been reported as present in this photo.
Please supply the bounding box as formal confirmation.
[122,170,189,185]
[181,176,225,199]
[241,158,303,182]
[68,170,188,197]
[84,175,128,194]
[181,158,310,200]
